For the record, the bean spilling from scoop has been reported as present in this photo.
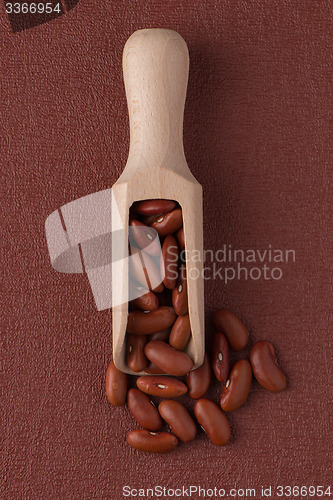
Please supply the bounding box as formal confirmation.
[106,199,287,453]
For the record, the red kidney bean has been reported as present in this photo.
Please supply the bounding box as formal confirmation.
[220,359,252,412]
[155,289,170,307]
[158,400,197,443]
[127,307,176,335]
[186,353,212,399]
[130,289,159,311]
[129,247,164,293]
[144,340,193,376]
[133,199,177,216]
[126,334,148,372]
[105,362,127,406]
[139,214,159,226]
[160,235,179,289]
[150,329,170,342]
[151,208,183,237]
[250,341,286,392]
[211,331,230,382]
[213,309,249,351]
[176,226,185,252]
[127,430,178,453]
[169,314,191,351]
[172,268,188,316]
[127,388,162,431]
[178,264,186,282]
[129,219,161,256]
[194,399,230,446]
[137,375,188,398]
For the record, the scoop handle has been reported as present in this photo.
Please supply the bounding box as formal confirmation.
[123,28,189,169]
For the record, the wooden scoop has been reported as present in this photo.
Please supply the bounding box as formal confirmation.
[112,28,204,374]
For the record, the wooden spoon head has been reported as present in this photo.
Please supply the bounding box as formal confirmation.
[111,166,204,374]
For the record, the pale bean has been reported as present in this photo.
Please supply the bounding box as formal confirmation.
[129,247,164,293]
[129,219,161,256]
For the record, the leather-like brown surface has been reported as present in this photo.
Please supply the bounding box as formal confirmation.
[1,1,332,498]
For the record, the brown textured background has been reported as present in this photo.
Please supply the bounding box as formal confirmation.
[1,1,332,499]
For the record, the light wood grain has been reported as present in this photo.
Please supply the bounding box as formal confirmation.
[112,28,204,374]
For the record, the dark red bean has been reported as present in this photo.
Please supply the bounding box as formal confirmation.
[169,314,191,351]
[186,353,212,399]
[176,227,185,252]
[250,341,286,392]
[144,340,193,376]
[130,289,159,311]
[137,375,188,398]
[211,331,230,382]
[127,388,162,431]
[213,310,249,351]
[105,362,127,406]
[126,334,148,372]
[139,214,159,226]
[220,359,252,412]
[127,307,177,335]
[172,267,188,316]
[127,430,178,453]
[151,209,183,237]
[155,289,171,307]
[133,199,176,216]
[158,400,197,443]
[160,235,179,289]
[129,219,161,256]
[150,329,170,342]
[194,399,230,446]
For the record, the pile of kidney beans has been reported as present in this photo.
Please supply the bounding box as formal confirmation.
[106,199,286,453]
[125,198,193,375]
